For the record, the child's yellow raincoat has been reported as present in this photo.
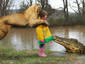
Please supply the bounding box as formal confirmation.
[35,18,54,44]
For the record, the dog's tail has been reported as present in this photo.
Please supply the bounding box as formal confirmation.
[0,22,11,40]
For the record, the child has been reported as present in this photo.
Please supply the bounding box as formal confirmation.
[35,10,54,57]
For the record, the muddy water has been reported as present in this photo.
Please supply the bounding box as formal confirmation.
[0,25,85,52]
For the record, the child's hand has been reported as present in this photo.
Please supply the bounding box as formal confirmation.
[44,20,48,25]
[41,40,45,43]
[53,33,56,36]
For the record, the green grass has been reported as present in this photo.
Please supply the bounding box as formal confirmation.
[0,48,83,64]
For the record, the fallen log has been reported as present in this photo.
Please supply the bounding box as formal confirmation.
[53,36,85,54]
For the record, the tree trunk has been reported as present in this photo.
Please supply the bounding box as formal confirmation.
[30,0,32,6]
[53,36,85,54]
[0,0,11,17]
[38,0,48,9]
[63,0,69,25]
[82,0,85,15]
[76,0,81,15]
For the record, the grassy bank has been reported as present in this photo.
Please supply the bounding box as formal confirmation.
[0,48,84,64]
[48,14,85,26]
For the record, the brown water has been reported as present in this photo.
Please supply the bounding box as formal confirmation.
[0,25,85,52]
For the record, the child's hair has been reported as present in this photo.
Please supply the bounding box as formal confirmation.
[38,10,47,18]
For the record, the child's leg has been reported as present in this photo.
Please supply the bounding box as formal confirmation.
[39,44,45,48]
[39,44,47,57]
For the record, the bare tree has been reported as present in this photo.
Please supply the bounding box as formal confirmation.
[29,0,32,6]
[82,0,85,14]
[20,0,29,11]
[37,0,54,16]
[63,0,69,24]
[69,1,78,14]
[0,0,13,17]
[37,0,48,9]
[76,0,81,15]
[0,0,9,16]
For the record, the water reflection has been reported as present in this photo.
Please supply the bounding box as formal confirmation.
[0,26,85,52]
[49,41,66,53]
[10,33,25,51]
[50,26,85,52]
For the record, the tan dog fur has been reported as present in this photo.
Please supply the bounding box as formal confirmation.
[0,4,43,39]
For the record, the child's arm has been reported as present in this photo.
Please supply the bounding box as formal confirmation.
[33,20,49,27]
[36,19,48,25]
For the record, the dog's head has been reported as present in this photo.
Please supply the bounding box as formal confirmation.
[24,4,42,27]
[25,4,41,18]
